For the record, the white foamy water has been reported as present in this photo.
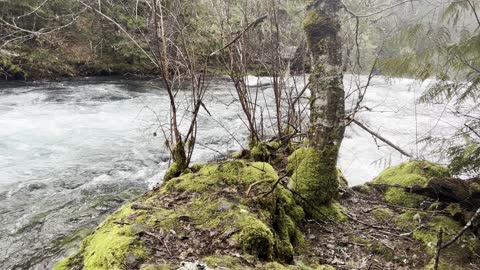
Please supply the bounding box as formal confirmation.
[0,75,471,269]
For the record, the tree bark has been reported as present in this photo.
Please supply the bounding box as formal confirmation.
[305,0,345,152]
[289,0,344,218]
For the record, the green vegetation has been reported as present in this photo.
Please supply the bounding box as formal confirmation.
[53,204,148,270]
[288,147,339,206]
[372,161,450,207]
[54,160,312,269]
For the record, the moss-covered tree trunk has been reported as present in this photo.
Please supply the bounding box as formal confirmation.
[304,0,345,151]
[291,0,344,214]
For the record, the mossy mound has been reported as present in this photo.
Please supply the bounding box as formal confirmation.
[54,160,310,270]
[372,161,450,207]
[394,209,480,268]
[53,205,148,270]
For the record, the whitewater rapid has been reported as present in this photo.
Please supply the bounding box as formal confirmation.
[0,75,468,269]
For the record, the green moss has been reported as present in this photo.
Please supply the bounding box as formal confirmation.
[164,142,188,181]
[286,148,307,175]
[259,262,288,270]
[237,214,275,260]
[394,210,424,231]
[337,168,349,189]
[54,204,149,270]
[445,203,462,217]
[251,141,271,162]
[428,202,443,211]
[313,201,346,222]
[163,161,184,182]
[163,160,278,193]
[232,151,244,159]
[372,161,450,207]
[374,161,450,186]
[371,207,394,222]
[470,182,480,192]
[55,160,308,268]
[268,141,281,150]
[0,57,26,79]
[353,184,374,194]
[384,188,425,208]
[413,216,462,251]
[289,147,339,206]
[203,255,245,270]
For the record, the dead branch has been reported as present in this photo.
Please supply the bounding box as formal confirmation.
[348,118,412,157]
[440,207,480,250]
[433,228,443,270]
[432,207,480,269]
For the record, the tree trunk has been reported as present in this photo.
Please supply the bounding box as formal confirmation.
[305,0,345,152]
[289,0,345,217]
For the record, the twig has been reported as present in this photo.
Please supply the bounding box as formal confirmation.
[261,175,288,198]
[433,228,443,270]
[440,207,480,250]
[246,181,266,197]
[433,207,480,270]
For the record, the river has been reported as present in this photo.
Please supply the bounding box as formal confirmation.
[0,75,469,269]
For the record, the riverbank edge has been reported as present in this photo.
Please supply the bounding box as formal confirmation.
[52,158,480,270]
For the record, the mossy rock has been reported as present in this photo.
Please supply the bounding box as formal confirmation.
[53,204,148,270]
[372,161,450,207]
[54,161,306,269]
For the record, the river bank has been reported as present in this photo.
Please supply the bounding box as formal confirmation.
[52,157,480,270]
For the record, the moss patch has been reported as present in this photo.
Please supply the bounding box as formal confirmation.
[163,160,278,193]
[371,207,394,222]
[289,147,339,208]
[54,204,148,270]
[372,161,450,207]
[203,255,245,270]
[413,215,462,250]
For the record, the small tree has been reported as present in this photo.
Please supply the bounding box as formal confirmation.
[290,0,345,211]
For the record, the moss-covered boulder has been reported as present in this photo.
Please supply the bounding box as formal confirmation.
[372,161,450,207]
[53,205,148,270]
[54,160,309,270]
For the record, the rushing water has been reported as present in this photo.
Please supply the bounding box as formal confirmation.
[0,75,470,269]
